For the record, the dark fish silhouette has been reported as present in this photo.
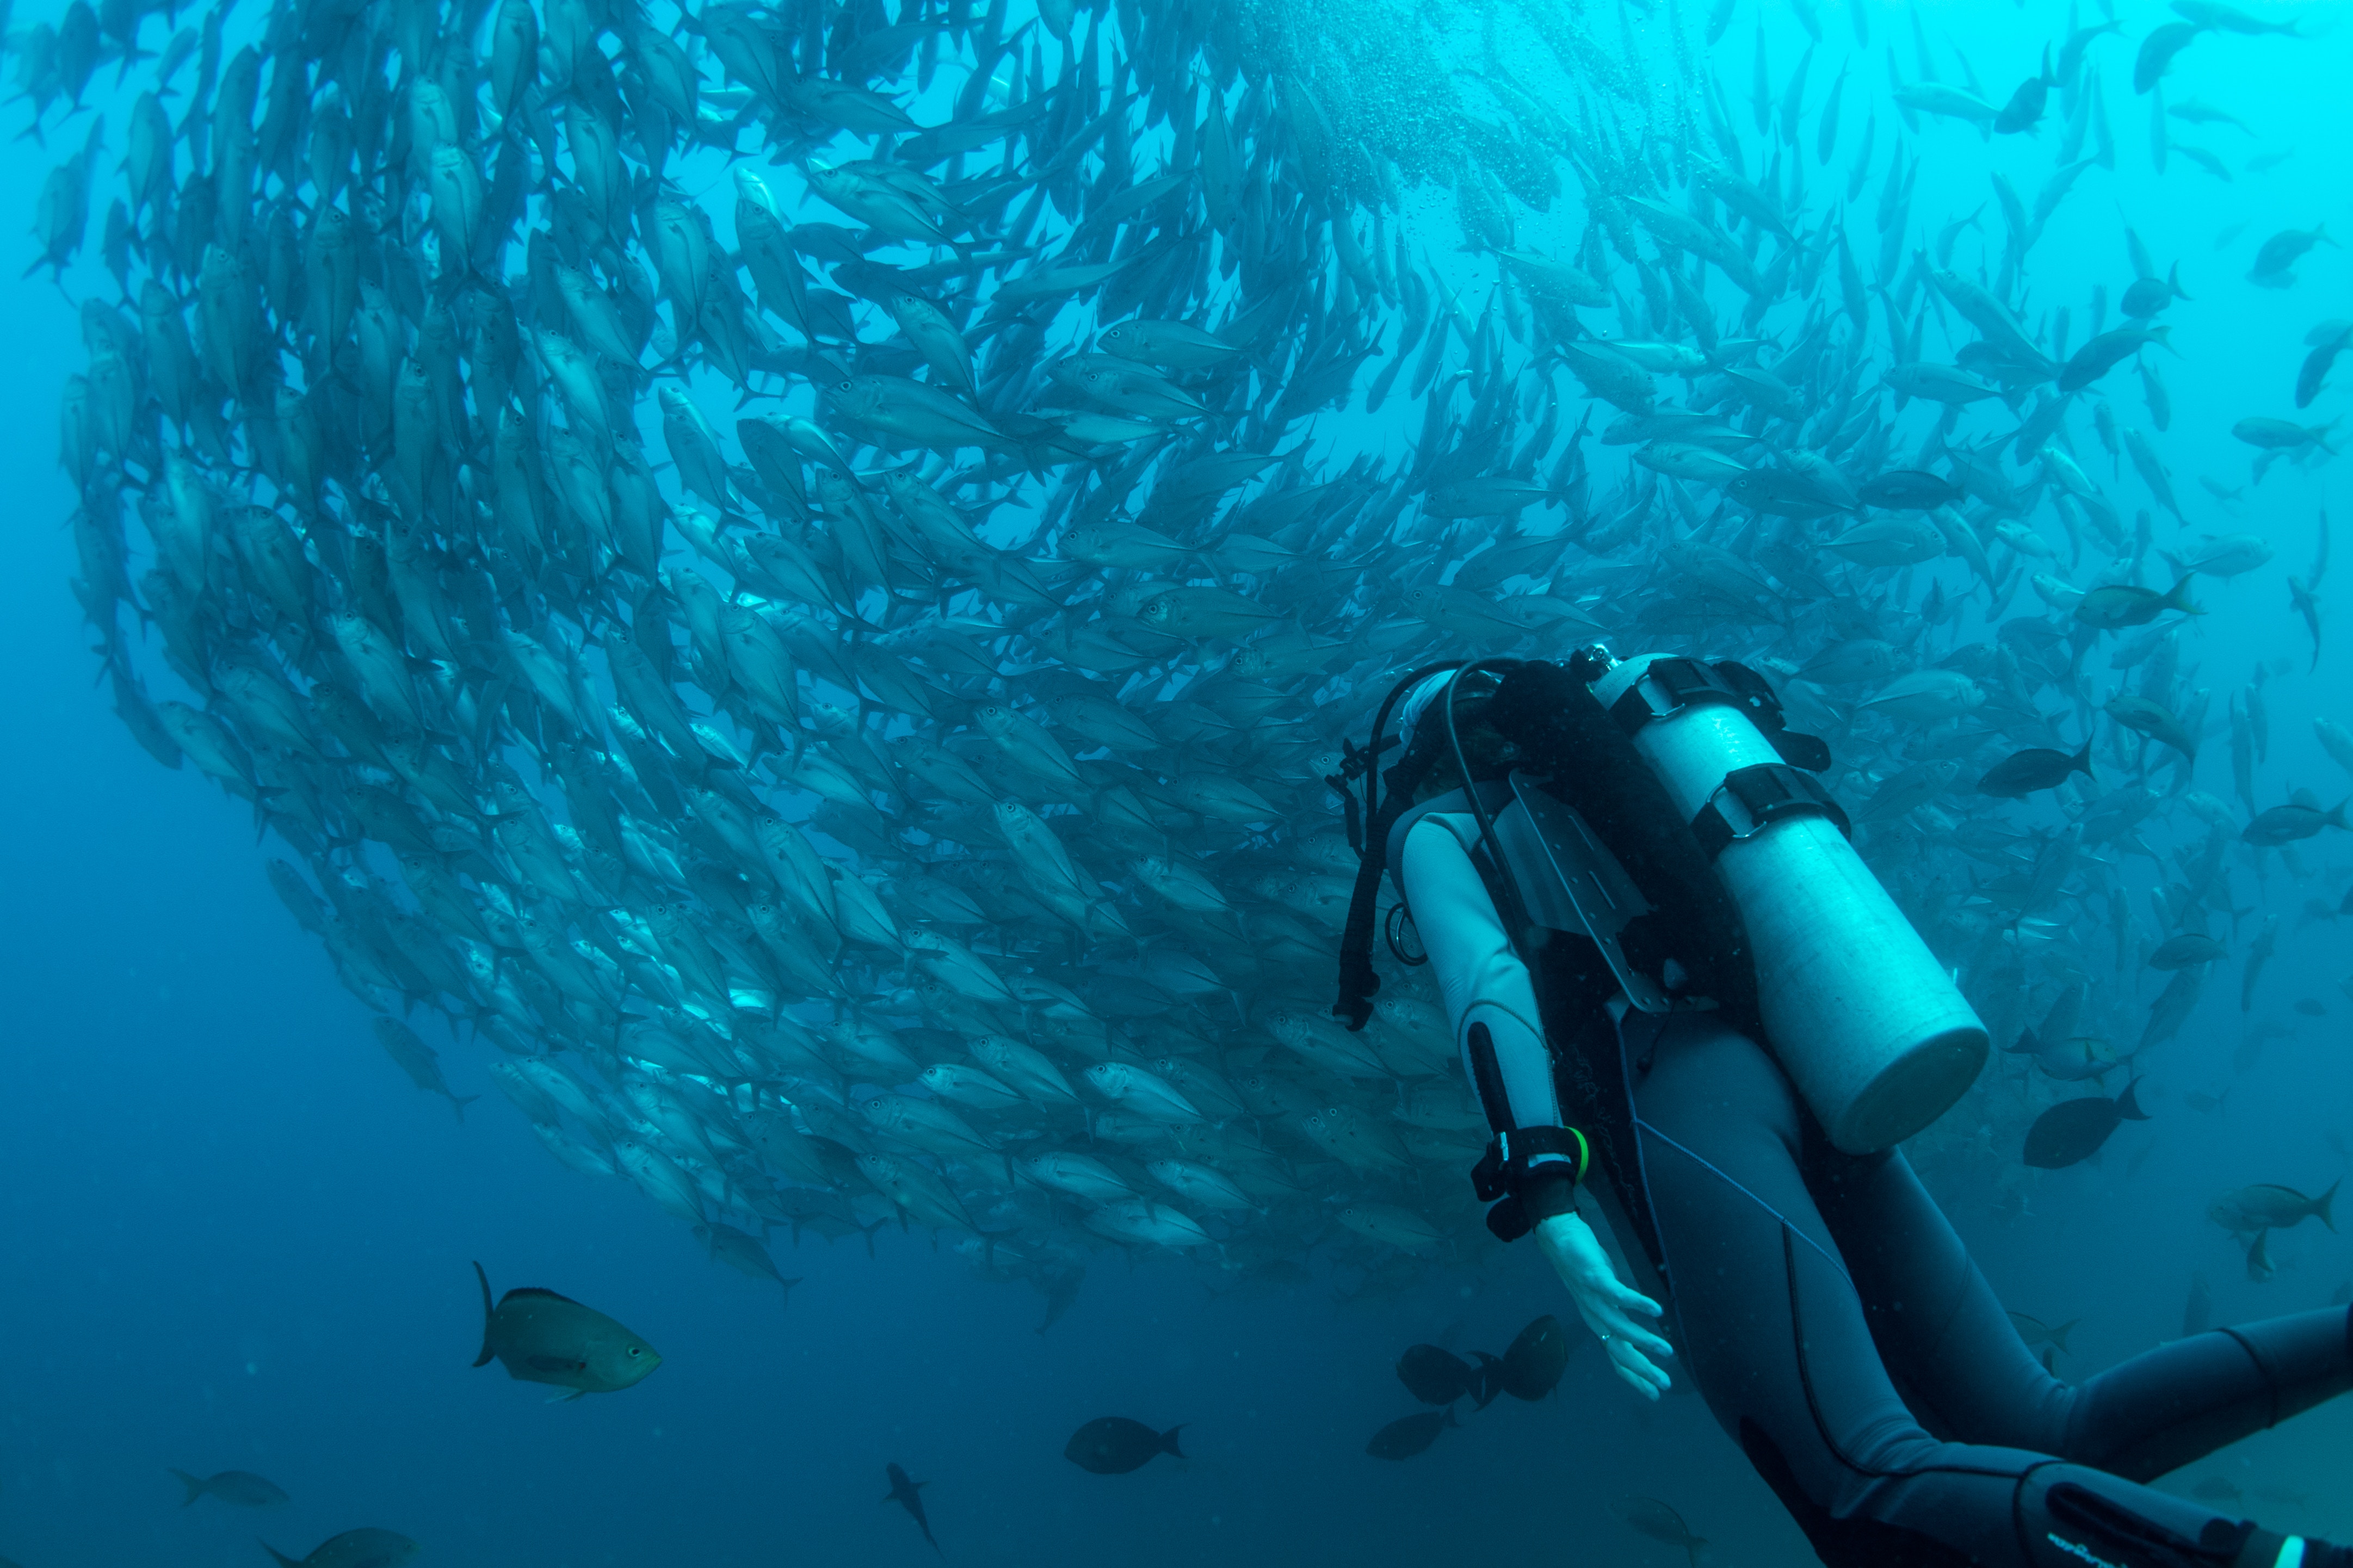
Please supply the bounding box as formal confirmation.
[2299,321,2351,407]
[1366,1406,1456,1460]
[2121,264,2190,319]
[1977,737,2093,797]
[2148,933,2226,970]
[260,1528,418,1568]
[1992,46,2056,134]
[1394,1343,1478,1404]
[1615,1496,1710,1567]
[2243,797,2350,846]
[2208,1181,2339,1234]
[2023,1079,2148,1168]
[1499,1315,1570,1400]
[884,1463,940,1555]
[1064,1417,1185,1474]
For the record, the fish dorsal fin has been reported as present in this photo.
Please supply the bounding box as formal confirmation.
[501,1287,582,1306]
[2292,787,2320,809]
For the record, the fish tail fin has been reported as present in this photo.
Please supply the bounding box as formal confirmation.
[260,1542,303,1568]
[1687,1541,1709,1568]
[453,1093,481,1123]
[2005,1027,2041,1057]
[2117,1076,2150,1121]
[170,1469,206,1506]
[2317,1178,2340,1233]
[472,1261,498,1367]
[2333,799,2352,831]
[2072,736,2095,779]
[2169,260,2189,301]
[1160,1424,1187,1459]
[2164,574,2204,615]
[2051,1318,2078,1354]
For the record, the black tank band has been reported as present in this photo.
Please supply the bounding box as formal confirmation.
[1692,763,1852,861]
[1607,655,1834,773]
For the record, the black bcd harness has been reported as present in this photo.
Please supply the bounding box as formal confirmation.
[1326,649,1832,1271]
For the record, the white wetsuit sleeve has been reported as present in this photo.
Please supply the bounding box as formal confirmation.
[1398,815,1566,1136]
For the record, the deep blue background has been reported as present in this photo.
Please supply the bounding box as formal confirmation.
[2,2,2351,1564]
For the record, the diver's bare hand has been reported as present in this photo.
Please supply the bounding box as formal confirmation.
[1534,1211,1674,1400]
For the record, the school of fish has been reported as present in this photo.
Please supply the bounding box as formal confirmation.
[30,0,2349,1324]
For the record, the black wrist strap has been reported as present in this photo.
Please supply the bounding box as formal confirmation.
[1470,1125,1590,1243]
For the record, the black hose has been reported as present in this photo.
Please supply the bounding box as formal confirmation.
[1331,658,1469,1030]
[1441,656,1533,956]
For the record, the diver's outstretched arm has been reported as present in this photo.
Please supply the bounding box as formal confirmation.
[1400,815,1672,1396]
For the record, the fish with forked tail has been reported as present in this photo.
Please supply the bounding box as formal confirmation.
[2024,1080,2150,1168]
[1064,1417,1185,1474]
[471,1262,660,1398]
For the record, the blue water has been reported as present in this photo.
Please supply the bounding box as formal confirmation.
[3,1,2352,1564]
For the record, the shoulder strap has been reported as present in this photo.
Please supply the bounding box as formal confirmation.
[1331,742,1438,1031]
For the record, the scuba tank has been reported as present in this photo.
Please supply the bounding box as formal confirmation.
[1589,650,1987,1153]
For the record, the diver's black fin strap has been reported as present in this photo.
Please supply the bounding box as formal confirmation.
[1691,763,1852,861]
[1608,656,1833,773]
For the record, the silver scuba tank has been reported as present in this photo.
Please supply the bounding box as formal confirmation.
[1589,652,1987,1154]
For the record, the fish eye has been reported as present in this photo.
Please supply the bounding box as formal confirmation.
[628,1346,643,1357]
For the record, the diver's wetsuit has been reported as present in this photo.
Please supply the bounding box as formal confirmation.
[1395,801,2353,1568]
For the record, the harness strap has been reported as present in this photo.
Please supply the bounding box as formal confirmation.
[1691,763,1852,860]
[1609,656,1833,773]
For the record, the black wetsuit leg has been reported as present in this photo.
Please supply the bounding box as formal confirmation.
[1809,1104,2353,1483]
[1625,1013,2352,1568]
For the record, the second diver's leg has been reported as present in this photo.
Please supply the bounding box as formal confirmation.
[1807,1135,2353,1481]
[1628,1014,2325,1568]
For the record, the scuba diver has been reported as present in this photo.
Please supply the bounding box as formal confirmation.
[1329,651,2353,1568]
